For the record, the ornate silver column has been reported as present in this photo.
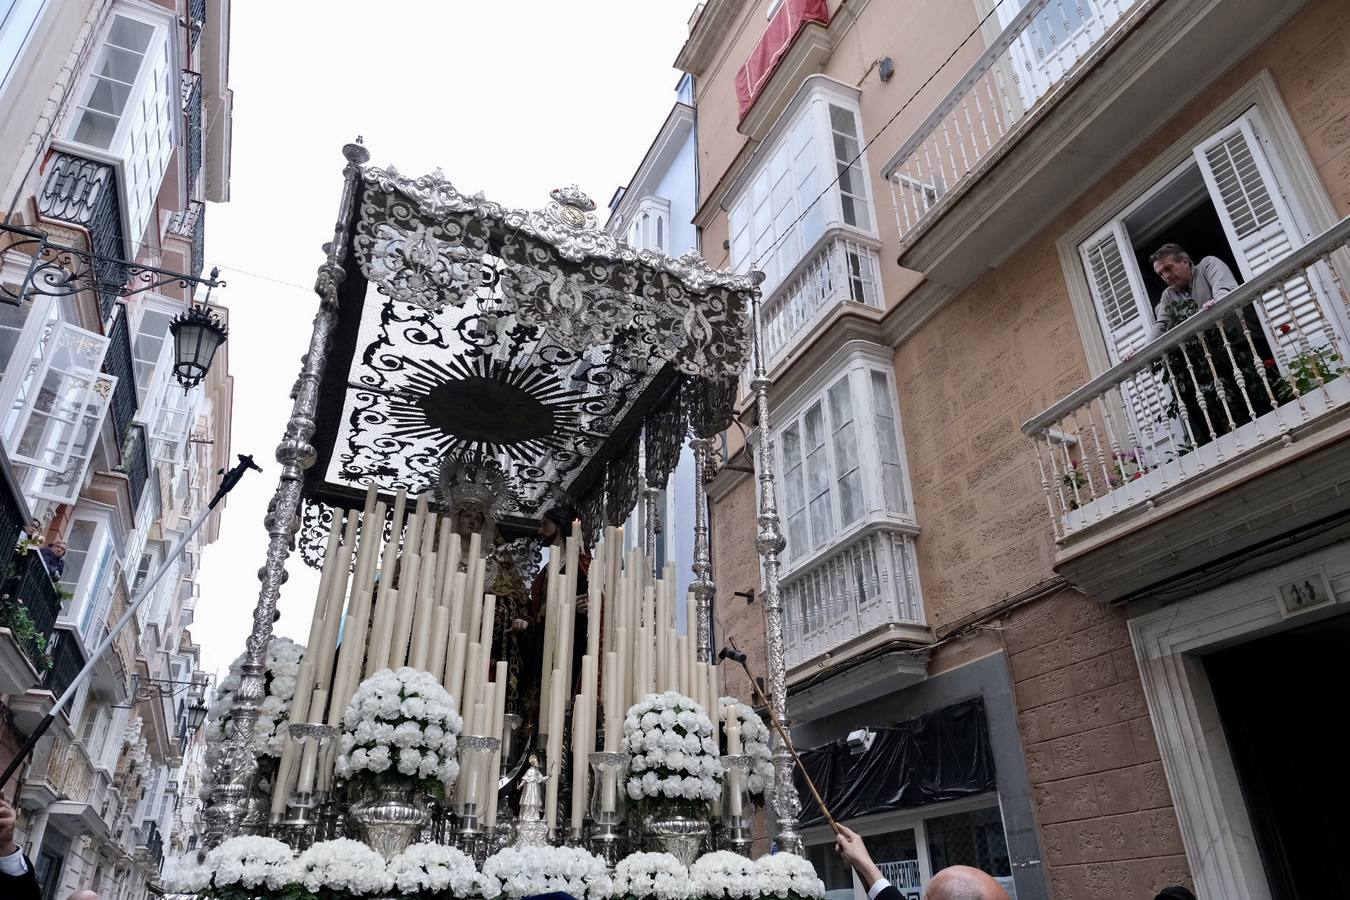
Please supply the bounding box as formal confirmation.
[689,434,714,665]
[203,139,369,846]
[642,432,660,578]
[746,274,801,854]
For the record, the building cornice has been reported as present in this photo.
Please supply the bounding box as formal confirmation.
[607,103,696,230]
[675,0,751,76]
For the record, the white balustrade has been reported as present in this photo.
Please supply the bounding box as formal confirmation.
[885,0,1143,241]
[782,526,923,670]
[759,234,882,374]
[1023,217,1350,539]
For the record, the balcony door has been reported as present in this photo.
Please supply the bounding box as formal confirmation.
[1078,109,1347,451]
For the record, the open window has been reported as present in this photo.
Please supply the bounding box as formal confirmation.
[1078,108,1350,442]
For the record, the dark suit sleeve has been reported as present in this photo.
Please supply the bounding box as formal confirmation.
[872,884,904,900]
[0,855,42,900]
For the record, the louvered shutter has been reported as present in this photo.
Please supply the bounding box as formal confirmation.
[1195,113,1347,355]
[1080,223,1174,442]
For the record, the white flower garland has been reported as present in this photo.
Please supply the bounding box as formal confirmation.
[690,851,760,900]
[611,851,693,900]
[623,691,723,808]
[294,838,393,896]
[387,842,485,898]
[336,667,464,794]
[756,853,827,900]
[719,697,774,803]
[481,846,611,900]
[204,636,306,773]
[192,835,298,893]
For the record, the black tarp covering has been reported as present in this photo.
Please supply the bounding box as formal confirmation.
[795,698,997,827]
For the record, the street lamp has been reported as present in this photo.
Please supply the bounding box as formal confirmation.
[169,267,228,391]
[186,695,209,736]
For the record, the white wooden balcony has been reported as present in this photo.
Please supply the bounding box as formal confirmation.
[758,231,882,374]
[880,0,1309,292]
[782,523,927,671]
[1022,217,1350,601]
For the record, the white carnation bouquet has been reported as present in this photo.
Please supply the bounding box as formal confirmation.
[719,697,774,804]
[387,843,491,899]
[622,691,724,816]
[612,851,693,900]
[164,835,298,898]
[481,846,611,900]
[756,854,826,900]
[203,636,306,793]
[294,838,394,897]
[690,851,760,900]
[336,667,463,800]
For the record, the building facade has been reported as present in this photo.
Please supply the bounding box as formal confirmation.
[0,1,234,897]
[678,0,1350,897]
[605,75,703,615]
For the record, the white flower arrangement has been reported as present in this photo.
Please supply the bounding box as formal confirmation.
[387,843,487,898]
[294,837,393,896]
[162,854,212,894]
[719,697,774,804]
[336,667,463,798]
[622,691,724,813]
[203,637,307,789]
[690,851,760,900]
[187,835,298,895]
[481,846,611,900]
[611,851,693,900]
[755,853,826,900]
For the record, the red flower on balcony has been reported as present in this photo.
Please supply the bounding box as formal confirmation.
[1264,358,1277,368]
[1280,323,1293,334]
[735,0,830,119]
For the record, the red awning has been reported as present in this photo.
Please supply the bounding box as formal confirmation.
[734,0,830,120]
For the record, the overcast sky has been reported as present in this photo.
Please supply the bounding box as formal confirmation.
[194,1,698,677]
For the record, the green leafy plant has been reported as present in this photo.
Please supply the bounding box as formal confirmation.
[1274,344,1346,403]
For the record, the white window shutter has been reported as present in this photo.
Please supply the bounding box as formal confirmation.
[1194,114,1343,354]
[1079,222,1173,443]
[1080,221,1150,361]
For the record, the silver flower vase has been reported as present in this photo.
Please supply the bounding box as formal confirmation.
[349,785,431,859]
[642,812,710,867]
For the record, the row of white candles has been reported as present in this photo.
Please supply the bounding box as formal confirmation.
[266,491,733,835]
[270,487,507,824]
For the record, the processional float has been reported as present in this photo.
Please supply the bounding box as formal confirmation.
[198,139,808,873]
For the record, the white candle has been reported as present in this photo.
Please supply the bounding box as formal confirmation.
[727,715,742,755]
[544,667,565,835]
[462,642,482,734]
[479,594,496,654]
[444,632,468,710]
[428,606,450,682]
[707,667,721,753]
[652,585,667,693]
[447,571,468,637]
[409,549,438,670]
[603,651,619,751]
[728,763,744,818]
[295,689,328,793]
[388,553,421,669]
[486,661,507,826]
[569,692,589,836]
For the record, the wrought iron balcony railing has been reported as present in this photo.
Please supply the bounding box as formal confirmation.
[189,0,206,48]
[1,551,64,672]
[1022,217,1350,540]
[168,201,205,280]
[43,627,87,700]
[136,819,165,870]
[117,424,150,512]
[758,232,882,374]
[782,524,924,670]
[884,0,1145,244]
[0,457,24,583]
[181,71,203,190]
[38,153,127,319]
[102,304,139,453]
